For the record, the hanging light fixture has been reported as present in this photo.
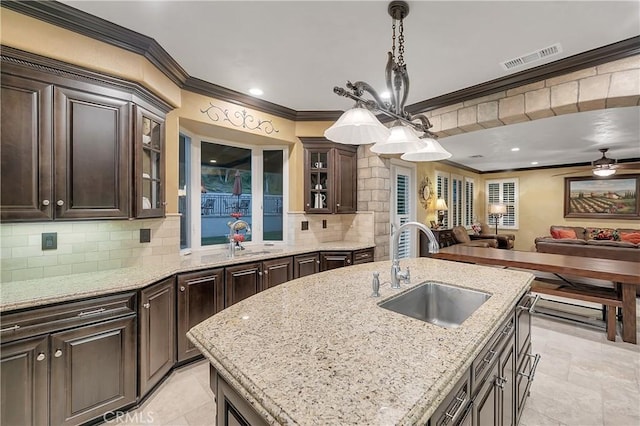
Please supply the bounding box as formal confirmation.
[324,1,451,161]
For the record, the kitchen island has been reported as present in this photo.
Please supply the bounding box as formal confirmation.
[187,257,536,425]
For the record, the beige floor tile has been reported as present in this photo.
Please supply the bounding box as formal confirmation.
[184,402,216,426]
[519,406,563,426]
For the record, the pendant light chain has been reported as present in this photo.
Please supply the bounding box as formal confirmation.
[391,20,397,64]
[397,17,405,67]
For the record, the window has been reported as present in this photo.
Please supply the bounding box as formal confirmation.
[436,171,475,228]
[486,178,518,229]
[181,133,288,251]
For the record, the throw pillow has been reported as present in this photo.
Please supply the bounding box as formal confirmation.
[588,228,618,241]
[619,231,640,245]
[551,228,577,239]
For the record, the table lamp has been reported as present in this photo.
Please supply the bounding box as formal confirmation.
[435,198,448,228]
[489,203,507,234]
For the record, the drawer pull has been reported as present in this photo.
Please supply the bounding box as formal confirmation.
[54,349,62,358]
[443,390,468,424]
[264,270,268,275]
[518,353,541,382]
[517,294,540,313]
[78,308,106,317]
[501,322,514,335]
[346,259,351,264]
[36,353,46,361]
[56,200,64,206]
[180,286,186,292]
[42,200,50,206]
[0,325,20,333]
[482,349,497,364]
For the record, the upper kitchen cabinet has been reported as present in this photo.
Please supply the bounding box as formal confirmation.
[53,86,131,219]
[0,73,53,221]
[134,106,165,218]
[0,48,171,222]
[301,138,357,214]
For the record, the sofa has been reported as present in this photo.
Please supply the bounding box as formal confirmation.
[535,225,640,262]
[451,226,498,248]
[470,222,515,249]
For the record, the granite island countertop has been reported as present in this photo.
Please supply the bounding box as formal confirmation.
[0,242,374,312]
[187,257,534,425]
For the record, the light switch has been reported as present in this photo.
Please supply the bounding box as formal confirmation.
[42,232,57,250]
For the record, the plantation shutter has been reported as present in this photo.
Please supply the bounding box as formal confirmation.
[451,175,463,227]
[396,173,410,259]
[436,172,450,228]
[486,179,518,229]
[464,178,475,227]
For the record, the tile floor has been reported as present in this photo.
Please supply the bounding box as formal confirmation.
[114,310,640,426]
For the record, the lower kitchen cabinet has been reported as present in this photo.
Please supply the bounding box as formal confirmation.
[293,253,320,278]
[0,292,137,426]
[352,248,375,264]
[139,277,176,397]
[50,316,137,426]
[176,268,224,363]
[225,262,262,307]
[262,257,293,290]
[1,335,49,426]
[319,251,352,271]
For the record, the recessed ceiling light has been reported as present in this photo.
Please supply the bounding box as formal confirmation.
[380,91,390,100]
[511,147,520,152]
[249,88,263,96]
[209,159,217,163]
[531,161,538,165]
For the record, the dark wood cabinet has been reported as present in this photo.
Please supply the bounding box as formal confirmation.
[139,277,176,396]
[353,248,375,264]
[293,253,320,278]
[211,365,269,426]
[0,74,53,221]
[53,86,130,219]
[0,292,137,426]
[225,262,262,307]
[176,268,224,363]
[473,356,500,426]
[134,105,165,218]
[262,257,293,290]
[0,335,49,426]
[301,138,357,214]
[50,316,137,426]
[320,251,352,271]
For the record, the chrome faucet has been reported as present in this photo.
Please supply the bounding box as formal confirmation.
[391,221,439,289]
[228,219,251,258]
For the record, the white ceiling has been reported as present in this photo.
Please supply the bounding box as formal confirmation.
[61,0,640,171]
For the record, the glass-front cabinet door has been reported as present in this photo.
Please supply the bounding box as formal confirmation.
[135,106,165,218]
[304,146,331,213]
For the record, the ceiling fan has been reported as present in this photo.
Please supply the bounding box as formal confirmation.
[552,148,640,177]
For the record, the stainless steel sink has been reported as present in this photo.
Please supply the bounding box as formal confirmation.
[379,281,491,328]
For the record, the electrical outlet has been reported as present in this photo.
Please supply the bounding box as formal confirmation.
[140,228,151,243]
[322,220,327,229]
[42,232,57,250]
[301,221,309,231]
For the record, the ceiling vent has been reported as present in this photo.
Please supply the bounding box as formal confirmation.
[500,43,563,71]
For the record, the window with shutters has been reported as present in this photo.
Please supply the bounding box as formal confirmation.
[464,178,475,227]
[486,178,518,230]
[396,172,410,259]
[436,171,450,228]
[437,171,475,229]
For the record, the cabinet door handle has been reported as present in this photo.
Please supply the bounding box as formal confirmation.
[495,376,507,389]
[336,203,340,207]
[264,270,268,275]
[518,353,541,382]
[306,203,310,207]
[517,294,540,313]
[0,325,20,333]
[36,353,46,361]
[180,286,186,292]
[54,349,62,358]
[78,308,106,317]
[346,259,351,264]
[42,200,50,206]
[143,302,150,309]
[316,260,320,264]
[258,271,263,276]
[56,200,64,206]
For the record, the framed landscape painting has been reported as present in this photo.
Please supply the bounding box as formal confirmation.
[564,174,640,219]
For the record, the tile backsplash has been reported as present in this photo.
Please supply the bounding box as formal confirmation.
[287,212,375,246]
[1,215,181,282]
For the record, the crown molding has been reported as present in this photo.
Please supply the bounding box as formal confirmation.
[407,36,640,114]
[295,111,344,121]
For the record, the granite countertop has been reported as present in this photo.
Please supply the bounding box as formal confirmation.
[0,242,374,312]
[187,257,534,425]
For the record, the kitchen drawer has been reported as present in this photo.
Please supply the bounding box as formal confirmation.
[0,292,136,343]
[353,248,375,264]
[429,370,471,426]
[470,313,514,396]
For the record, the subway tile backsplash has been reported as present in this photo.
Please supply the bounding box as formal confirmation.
[1,215,181,282]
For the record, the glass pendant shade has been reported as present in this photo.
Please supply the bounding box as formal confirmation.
[401,137,452,162]
[324,107,391,145]
[370,124,423,154]
[593,167,616,177]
